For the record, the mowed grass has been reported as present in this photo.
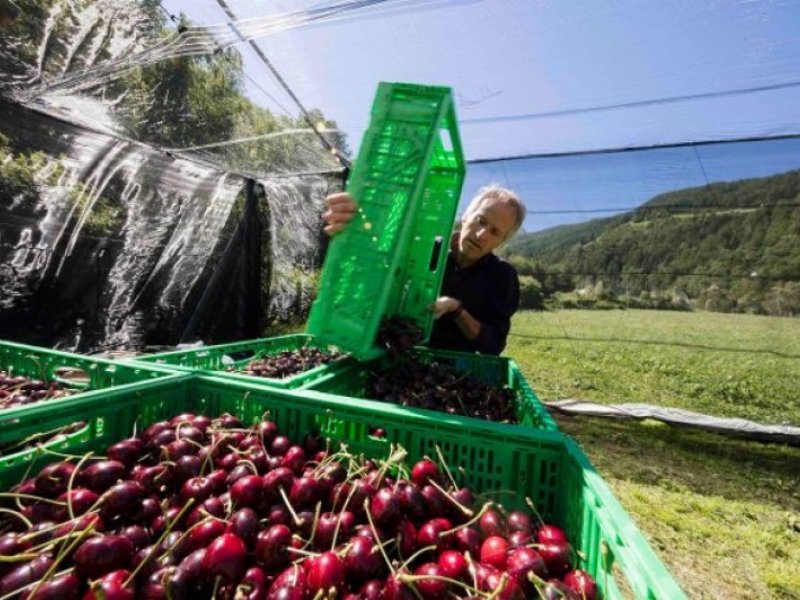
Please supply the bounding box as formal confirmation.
[506,309,800,599]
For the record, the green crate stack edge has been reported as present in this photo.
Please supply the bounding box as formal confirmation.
[0,375,685,599]
[304,346,560,432]
[0,339,183,466]
[129,334,354,390]
[307,82,466,360]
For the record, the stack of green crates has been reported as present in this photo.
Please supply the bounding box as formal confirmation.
[307,82,466,360]
[305,346,559,432]
[0,375,686,599]
[130,334,352,390]
[0,339,184,467]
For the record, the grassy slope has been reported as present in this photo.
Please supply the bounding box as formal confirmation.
[505,310,800,599]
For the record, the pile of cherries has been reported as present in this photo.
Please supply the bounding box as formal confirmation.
[235,348,347,380]
[366,358,518,423]
[0,412,597,599]
[0,373,76,412]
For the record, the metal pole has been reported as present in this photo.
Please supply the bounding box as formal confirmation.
[243,178,261,338]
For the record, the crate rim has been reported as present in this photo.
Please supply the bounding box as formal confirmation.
[200,373,565,441]
[0,371,190,423]
[129,333,331,362]
[0,339,179,376]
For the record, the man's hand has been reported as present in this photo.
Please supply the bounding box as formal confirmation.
[428,296,461,319]
[323,192,357,236]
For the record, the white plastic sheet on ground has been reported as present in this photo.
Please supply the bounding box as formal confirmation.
[546,399,800,446]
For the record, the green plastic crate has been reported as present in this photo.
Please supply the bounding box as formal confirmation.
[0,341,183,470]
[307,82,466,360]
[304,346,559,432]
[0,375,685,599]
[0,339,179,425]
[129,334,353,389]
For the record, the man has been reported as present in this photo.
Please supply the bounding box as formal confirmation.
[323,185,525,355]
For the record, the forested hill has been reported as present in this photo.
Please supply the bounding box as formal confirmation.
[504,169,800,315]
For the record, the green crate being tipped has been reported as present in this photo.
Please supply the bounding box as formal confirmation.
[307,82,466,360]
[0,375,686,599]
[129,334,353,389]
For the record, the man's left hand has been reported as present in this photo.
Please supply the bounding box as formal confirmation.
[428,296,461,319]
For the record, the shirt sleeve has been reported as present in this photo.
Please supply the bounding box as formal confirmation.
[472,261,520,355]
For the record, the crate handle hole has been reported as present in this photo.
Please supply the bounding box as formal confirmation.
[53,366,91,389]
[223,350,256,364]
[428,236,444,271]
[439,128,454,153]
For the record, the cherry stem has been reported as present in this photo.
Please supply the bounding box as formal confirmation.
[362,498,395,576]
[399,573,481,596]
[439,502,491,538]
[124,497,196,588]
[0,492,66,507]
[428,480,473,517]
[0,506,33,529]
[287,546,320,558]
[398,544,437,572]
[278,486,303,527]
[434,446,458,489]
[39,447,107,461]
[26,519,100,553]
[237,459,260,475]
[13,461,37,512]
[0,567,74,600]
[464,552,479,591]
[309,447,339,478]
[0,552,39,563]
[375,444,407,483]
[3,424,79,455]
[66,452,94,521]
[485,573,509,600]
[525,497,545,526]
[331,478,362,550]
[310,589,325,600]
[301,502,322,551]
[200,434,226,476]
[211,575,222,599]
[30,520,96,598]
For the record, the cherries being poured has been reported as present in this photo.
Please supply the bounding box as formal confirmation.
[365,354,518,423]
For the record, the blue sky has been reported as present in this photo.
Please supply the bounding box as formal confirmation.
[161,0,800,231]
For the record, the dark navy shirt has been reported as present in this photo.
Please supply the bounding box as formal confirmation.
[427,252,520,355]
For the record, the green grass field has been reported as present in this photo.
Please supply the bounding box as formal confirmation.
[505,309,800,599]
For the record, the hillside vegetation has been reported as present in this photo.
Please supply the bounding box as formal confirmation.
[505,169,800,316]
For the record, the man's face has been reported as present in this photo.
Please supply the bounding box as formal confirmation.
[457,197,517,265]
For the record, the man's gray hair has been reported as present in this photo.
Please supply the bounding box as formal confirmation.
[463,185,526,240]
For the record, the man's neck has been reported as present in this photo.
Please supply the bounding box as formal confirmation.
[454,252,475,269]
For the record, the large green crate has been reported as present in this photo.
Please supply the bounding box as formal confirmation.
[0,338,185,467]
[307,82,466,360]
[0,375,194,477]
[0,375,685,599]
[305,346,559,432]
[129,334,353,389]
[0,339,179,427]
